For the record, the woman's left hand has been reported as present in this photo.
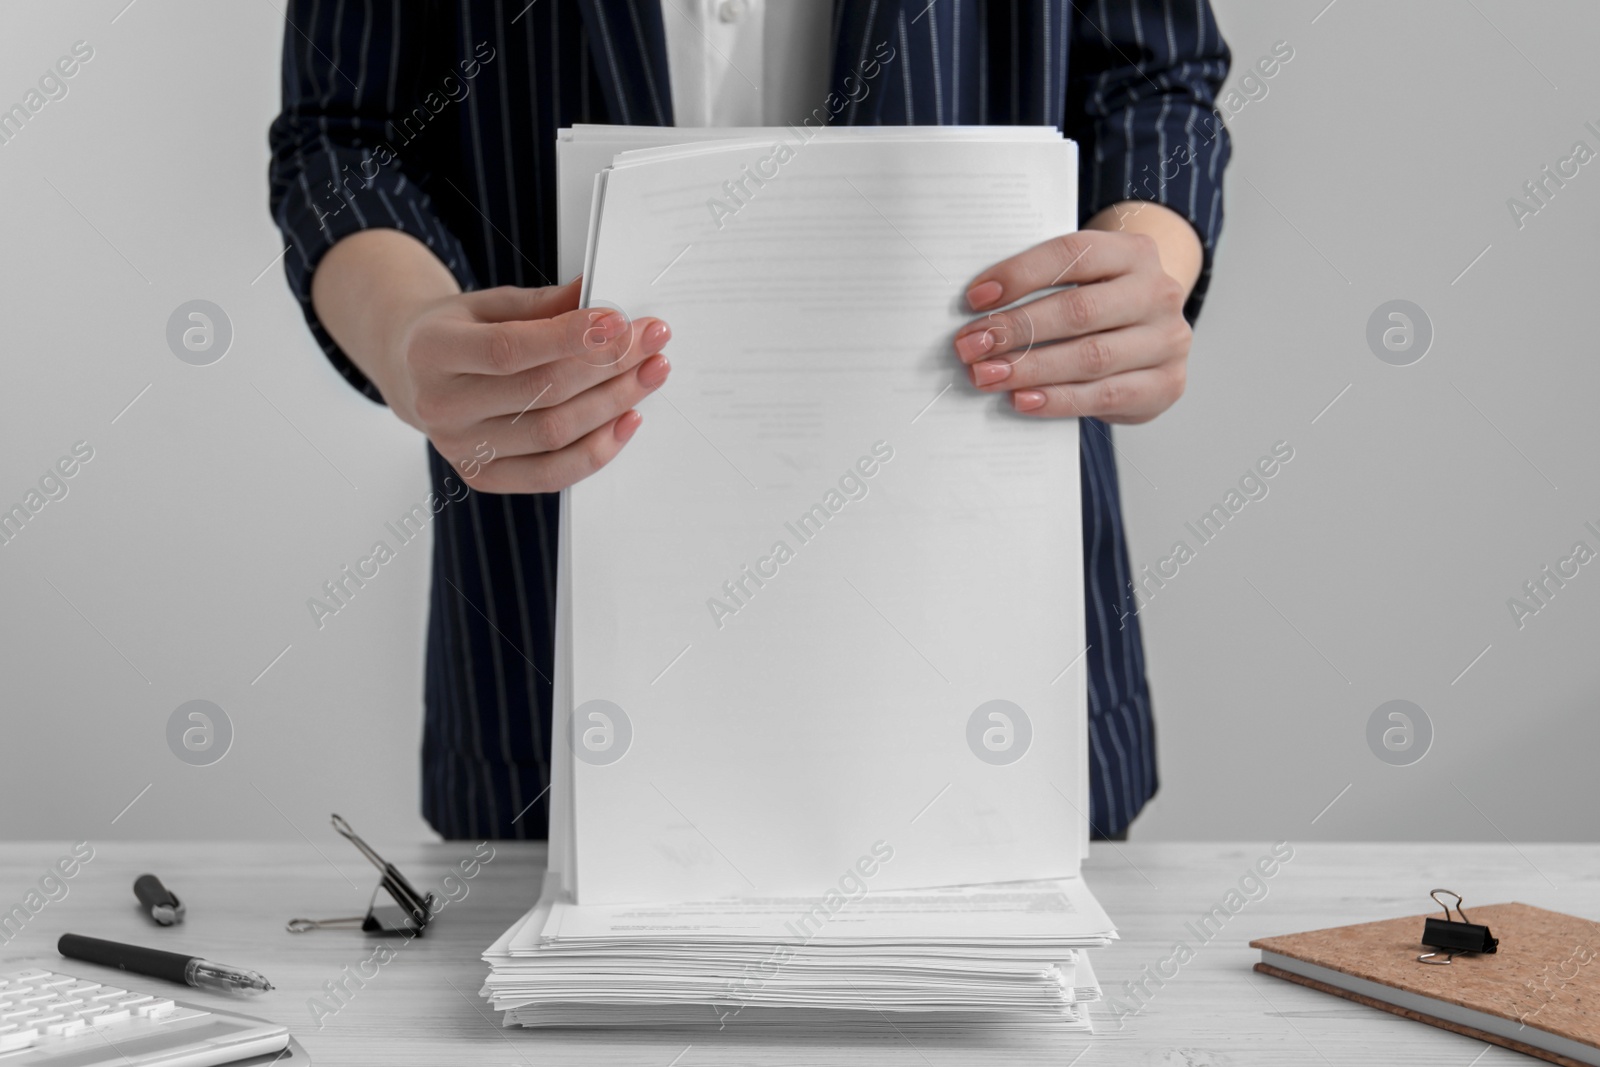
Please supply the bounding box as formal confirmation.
[954,203,1202,425]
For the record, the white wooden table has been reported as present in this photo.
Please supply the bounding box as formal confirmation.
[1,841,1587,1065]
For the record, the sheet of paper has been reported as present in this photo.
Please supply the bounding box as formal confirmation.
[565,133,1084,904]
[483,871,560,959]
[547,500,573,888]
[555,125,1064,281]
[497,1004,1094,1030]
[538,877,1114,945]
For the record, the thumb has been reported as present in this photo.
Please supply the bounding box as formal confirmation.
[466,275,583,322]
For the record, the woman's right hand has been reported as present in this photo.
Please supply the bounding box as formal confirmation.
[311,230,670,495]
[386,277,671,493]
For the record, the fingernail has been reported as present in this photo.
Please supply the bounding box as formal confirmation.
[638,354,671,389]
[971,359,1011,388]
[614,409,643,443]
[966,280,1003,310]
[596,311,628,339]
[1012,390,1047,412]
[644,320,671,351]
[955,329,995,362]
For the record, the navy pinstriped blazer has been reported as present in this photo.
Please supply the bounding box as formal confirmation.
[268,0,1232,841]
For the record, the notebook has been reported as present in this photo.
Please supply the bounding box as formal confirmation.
[1253,903,1600,1067]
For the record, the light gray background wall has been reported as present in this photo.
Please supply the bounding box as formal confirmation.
[2,1,1596,844]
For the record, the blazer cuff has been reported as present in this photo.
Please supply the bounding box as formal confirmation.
[272,153,478,404]
[1079,111,1232,324]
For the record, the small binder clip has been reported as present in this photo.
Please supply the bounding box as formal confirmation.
[1417,889,1497,964]
[286,815,437,936]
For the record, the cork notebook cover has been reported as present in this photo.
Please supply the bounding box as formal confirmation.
[1252,903,1600,1065]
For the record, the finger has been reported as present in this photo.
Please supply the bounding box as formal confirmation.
[1009,366,1187,424]
[462,277,582,323]
[955,276,1155,362]
[440,306,663,377]
[472,353,671,462]
[967,324,1185,392]
[963,231,1148,311]
[464,410,645,495]
[445,316,671,421]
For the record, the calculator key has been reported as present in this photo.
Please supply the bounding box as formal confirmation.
[91,1008,131,1026]
[0,1008,38,1023]
[106,998,152,1017]
[0,971,50,984]
[134,998,175,1018]
[0,1027,40,1052]
[61,982,99,995]
[90,988,127,1001]
[73,1005,107,1020]
[32,975,73,989]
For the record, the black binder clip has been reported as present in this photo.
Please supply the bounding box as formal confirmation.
[286,815,437,936]
[1417,889,1498,965]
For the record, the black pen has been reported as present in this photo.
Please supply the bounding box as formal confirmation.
[59,934,273,995]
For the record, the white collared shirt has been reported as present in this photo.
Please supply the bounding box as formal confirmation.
[661,0,834,127]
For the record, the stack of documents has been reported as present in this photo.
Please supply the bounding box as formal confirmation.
[485,874,1112,1030]
[482,124,1114,1033]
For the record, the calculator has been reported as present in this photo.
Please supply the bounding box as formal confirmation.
[0,968,290,1066]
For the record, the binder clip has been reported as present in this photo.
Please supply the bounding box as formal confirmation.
[1417,889,1498,964]
[286,815,437,936]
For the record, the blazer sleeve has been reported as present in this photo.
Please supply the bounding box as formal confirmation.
[1065,0,1233,322]
[267,1,479,403]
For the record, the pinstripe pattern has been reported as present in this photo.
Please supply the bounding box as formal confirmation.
[267,0,1231,841]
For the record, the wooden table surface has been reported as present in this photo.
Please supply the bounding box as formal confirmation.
[0,840,1590,1066]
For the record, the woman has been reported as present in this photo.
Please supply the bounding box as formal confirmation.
[268,0,1233,841]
